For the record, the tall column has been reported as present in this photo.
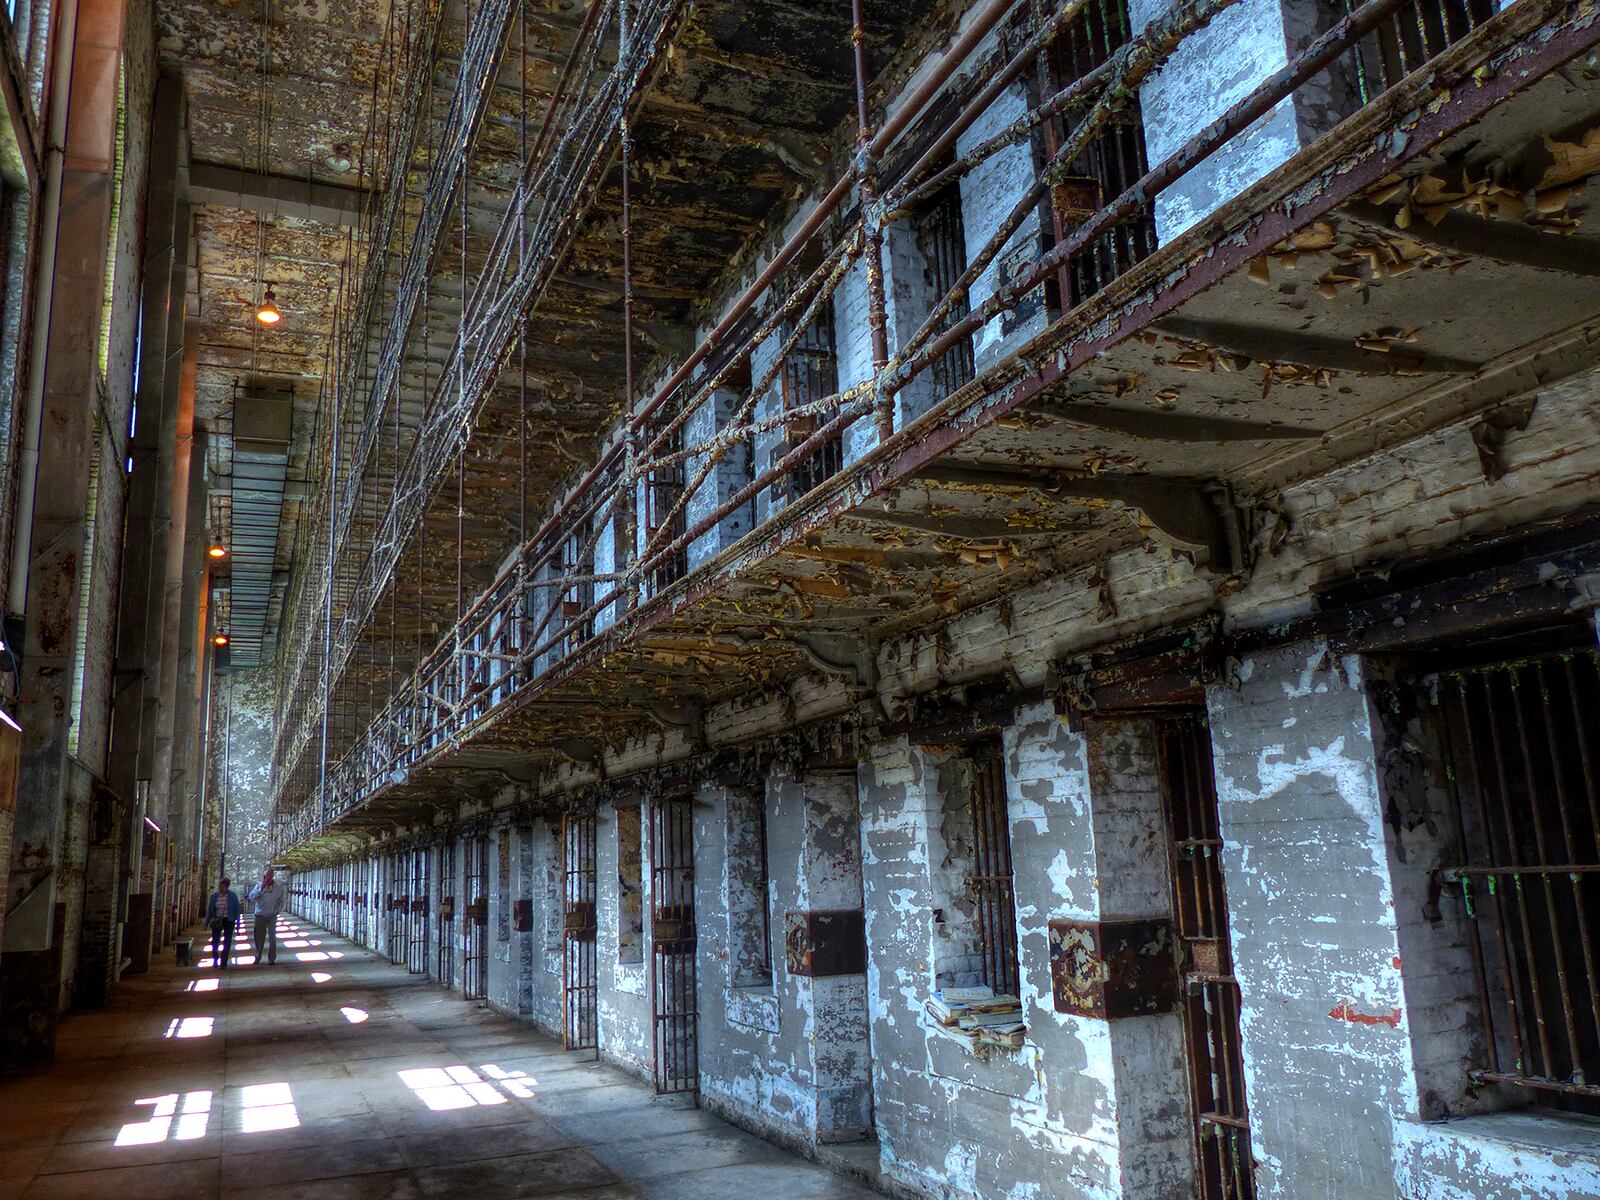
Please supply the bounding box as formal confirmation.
[1205,642,1423,1200]
[107,71,183,972]
[782,768,873,1143]
[2,0,127,1065]
[166,422,208,901]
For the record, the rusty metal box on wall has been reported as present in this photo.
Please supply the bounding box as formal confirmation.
[785,908,867,977]
[1048,917,1179,1019]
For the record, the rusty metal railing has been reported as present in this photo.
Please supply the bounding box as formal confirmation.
[274,0,1548,844]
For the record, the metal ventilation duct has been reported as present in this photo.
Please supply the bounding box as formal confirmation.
[228,391,293,668]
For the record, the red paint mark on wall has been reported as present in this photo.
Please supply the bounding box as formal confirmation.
[1392,955,1402,970]
[1329,1001,1402,1028]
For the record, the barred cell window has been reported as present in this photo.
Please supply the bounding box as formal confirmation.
[1438,645,1600,1116]
[966,742,1020,999]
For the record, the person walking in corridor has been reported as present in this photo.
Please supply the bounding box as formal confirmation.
[247,868,288,965]
[206,878,241,969]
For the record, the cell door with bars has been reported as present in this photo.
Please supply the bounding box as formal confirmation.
[408,849,429,974]
[464,836,489,1000]
[562,812,599,1052]
[1437,646,1600,1114]
[390,854,407,966]
[1041,0,1157,307]
[644,422,687,593]
[436,841,456,987]
[650,797,698,1094]
[780,304,842,499]
[1157,714,1256,1200]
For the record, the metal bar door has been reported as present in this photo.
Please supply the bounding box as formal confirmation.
[436,841,455,987]
[409,849,429,973]
[650,797,697,1094]
[464,836,488,999]
[390,854,407,966]
[1158,714,1256,1200]
[563,812,599,1052]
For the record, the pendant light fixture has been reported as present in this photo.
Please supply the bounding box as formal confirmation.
[256,283,281,326]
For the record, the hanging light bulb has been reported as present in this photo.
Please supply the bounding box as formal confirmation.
[213,633,231,647]
[208,543,228,560]
[256,285,282,326]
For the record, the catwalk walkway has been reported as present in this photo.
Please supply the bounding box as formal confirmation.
[0,916,879,1200]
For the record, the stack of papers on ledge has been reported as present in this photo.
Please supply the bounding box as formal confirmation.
[924,985,1025,1049]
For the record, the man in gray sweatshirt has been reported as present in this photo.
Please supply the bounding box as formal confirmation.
[247,868,289,965]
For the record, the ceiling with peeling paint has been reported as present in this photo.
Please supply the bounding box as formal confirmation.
[156,0,409,659]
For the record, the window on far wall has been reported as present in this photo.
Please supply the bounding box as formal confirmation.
[617,805,645,964]
[934,737,1020,999]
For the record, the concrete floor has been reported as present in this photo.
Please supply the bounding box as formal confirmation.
[0,917,883,1200]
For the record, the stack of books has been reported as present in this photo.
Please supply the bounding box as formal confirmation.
[924,985,1025,1049]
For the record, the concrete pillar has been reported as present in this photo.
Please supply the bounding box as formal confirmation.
[167,425,210,875]
[151,318,198,842]
[1,0,127,1066]
[685,386,752,571]
[106,72,183,972]
[1205,641,1427,1200]
[859,704,1194,1200]
[1133,0,1361,241]
[783,768,873,1143]
[956,74,1048,377]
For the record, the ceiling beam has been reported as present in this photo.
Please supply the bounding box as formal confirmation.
[1155,315,1479,375]
[1344,201,1600,278]
[851,507,1089,542]
[186,161,371,228]
[1034,403,1324,442]
[912,462,1242,567]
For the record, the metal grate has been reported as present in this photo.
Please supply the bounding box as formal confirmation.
[968,742,1019,1000]
[650,797,698,1095]
[1439,648,1600,1113]
[1159,714,1256,1200]
[563,812,600,1053]
[1045,0,1156,307]
[436,841,456,987]
[913,183,975,398]
[781,301,843,500]
[464,836,489,1000]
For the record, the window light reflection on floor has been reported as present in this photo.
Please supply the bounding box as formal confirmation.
[185,979,218,993]
[397,1063,535,1110]
[238,1081,300,1133]
[163,1016,214,1039]
[310,971,332,983]
[340,1006,368,1023]
[295,951,329,962]
[115,1090,212,1147]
